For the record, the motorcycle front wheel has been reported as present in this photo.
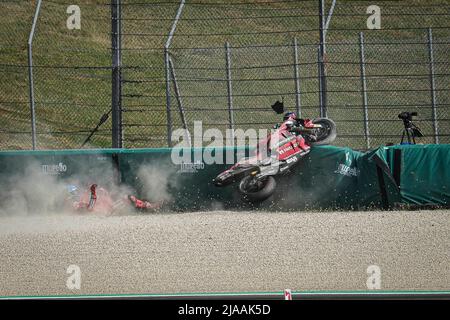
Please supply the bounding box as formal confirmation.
[310,118,337,146]
[238,175,277,203]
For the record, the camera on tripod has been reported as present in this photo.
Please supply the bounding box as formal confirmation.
[399,111,423,144]
[398,111,418,122]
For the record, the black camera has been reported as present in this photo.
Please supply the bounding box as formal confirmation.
[398,111,418,122]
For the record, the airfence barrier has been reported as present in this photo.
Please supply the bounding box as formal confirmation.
[0,144,448,211]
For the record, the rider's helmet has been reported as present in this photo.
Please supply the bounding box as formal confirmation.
[283,112,297,121]
[65,184,80,200]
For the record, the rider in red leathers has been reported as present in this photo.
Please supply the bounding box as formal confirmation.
[66,184,162,215]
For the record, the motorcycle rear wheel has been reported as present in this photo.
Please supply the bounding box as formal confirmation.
[310,118,337,146]
[239,175,277,203]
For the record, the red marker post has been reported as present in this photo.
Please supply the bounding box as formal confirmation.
[284,289,293,300]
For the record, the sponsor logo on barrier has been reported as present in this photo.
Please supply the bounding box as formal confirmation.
[334,163,360,177]
[41,162,68,175]
[177,160,205,173]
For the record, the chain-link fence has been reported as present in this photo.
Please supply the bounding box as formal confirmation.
[1,0,449,150]
[0,0,111,150]
[121,0,450,149]
[159,33,450,150]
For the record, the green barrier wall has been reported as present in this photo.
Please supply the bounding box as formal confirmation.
[374,144,450,206]
[118,146,365,210]
[0,149,117,186]
[117,147,246,211]
[355,147,402,208]
[0,144,448,211]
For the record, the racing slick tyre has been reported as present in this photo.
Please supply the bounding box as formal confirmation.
[310,118,337,146]
[238,175,277,203]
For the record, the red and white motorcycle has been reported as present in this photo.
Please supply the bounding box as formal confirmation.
[213,101,337,202]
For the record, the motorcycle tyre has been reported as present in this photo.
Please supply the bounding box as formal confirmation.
[239,175,277,203]
[309,118,337,146]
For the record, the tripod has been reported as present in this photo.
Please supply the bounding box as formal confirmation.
[400,120,423,144]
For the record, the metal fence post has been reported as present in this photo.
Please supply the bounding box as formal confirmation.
[27,0,43,150]
[164,0,185,147]
[427,27,439,144]
[317,47,323,116]
[293,38,301,117]
[164,48,172,147]
[359,32,370,149]
[318,0,328,118]
[225,42,235,140]
[168,56,191,147]
[111,0,122,148]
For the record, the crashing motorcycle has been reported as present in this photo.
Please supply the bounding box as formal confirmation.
[213,101,337,203]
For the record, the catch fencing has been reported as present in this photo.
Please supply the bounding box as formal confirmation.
[162,32,450,150]
[0,0,449,150]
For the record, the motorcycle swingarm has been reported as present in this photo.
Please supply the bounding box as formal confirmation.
[214,165,258,186]
[253,154,300,178]
[250,163,280,181]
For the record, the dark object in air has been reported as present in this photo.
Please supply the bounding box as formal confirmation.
[271,100,285,114]
[398,111,423,144]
